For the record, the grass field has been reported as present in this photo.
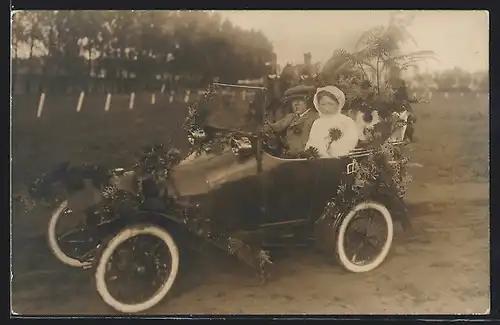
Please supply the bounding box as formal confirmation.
[11,92,490,315]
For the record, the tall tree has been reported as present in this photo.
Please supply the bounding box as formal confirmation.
[12,11,28,92]
[12,10,275,93]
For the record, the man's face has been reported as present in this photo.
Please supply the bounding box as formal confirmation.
[291,98,307,114]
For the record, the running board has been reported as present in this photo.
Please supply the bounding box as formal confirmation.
[262,237,316,247]
[259,219,308,228]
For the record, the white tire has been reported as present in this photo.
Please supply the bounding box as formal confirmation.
[95,224,180,314]
[47,200,90,268]
[336,201,393,273]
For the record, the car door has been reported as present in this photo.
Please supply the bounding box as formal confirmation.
[258,156,318,226]
[308,156,354,220]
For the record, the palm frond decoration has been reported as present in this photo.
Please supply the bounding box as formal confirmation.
[355,25,386,50]
[321,13,437,97]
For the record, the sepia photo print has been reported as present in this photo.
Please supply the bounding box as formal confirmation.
[10,10,490,316]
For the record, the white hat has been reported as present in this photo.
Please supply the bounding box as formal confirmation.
[313,85,346,115]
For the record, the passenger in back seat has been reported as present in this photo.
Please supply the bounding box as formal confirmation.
[305,86,359,158]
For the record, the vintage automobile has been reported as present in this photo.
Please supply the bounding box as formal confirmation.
[32,83,412,314]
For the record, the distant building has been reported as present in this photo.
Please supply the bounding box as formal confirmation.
[294,52,321,78]
[277,53,321,86]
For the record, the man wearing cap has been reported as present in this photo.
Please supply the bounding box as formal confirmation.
[263,85,319,155]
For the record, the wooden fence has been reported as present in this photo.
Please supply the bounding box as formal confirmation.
[11,86,490,127]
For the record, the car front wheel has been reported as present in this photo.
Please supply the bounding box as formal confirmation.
[94,224,180,314]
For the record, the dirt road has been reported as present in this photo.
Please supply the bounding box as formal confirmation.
[11,180,490,315]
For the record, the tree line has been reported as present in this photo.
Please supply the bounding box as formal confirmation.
[410,67,488,93]
[12,10,275,94]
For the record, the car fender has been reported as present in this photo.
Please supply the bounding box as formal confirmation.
[88,209,186,248]
[368,192,411,231]
[313,192,410,254]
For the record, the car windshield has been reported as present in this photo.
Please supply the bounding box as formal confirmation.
[200,83,267,134]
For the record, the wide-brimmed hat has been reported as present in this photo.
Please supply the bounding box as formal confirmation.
[283,85,316,101]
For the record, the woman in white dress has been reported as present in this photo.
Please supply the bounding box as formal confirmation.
[305,86,360,158]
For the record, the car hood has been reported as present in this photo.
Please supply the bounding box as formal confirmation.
[166,149,258,197]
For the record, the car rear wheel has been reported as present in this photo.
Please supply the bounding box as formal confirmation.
[335,201,394,273]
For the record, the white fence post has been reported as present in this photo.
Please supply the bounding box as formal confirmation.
[151,93,156,105]
[129,92,135,109]
[428,91,433,100]
[184,90,190,103]
[36,92,46,118]
[161,84,166,96]
[444,92,449,99]
[76,91,85,112]
[242,90,247,101]
[104,93,112,112]
[169,90,174,104]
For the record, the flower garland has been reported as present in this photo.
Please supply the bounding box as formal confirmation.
[182,84,245,157]
[329,117,412,216]
[177,198,273,282]
[18,162,112,211]
[180,84,274,280]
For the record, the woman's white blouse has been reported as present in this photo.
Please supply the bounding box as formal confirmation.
[306,113,360,158]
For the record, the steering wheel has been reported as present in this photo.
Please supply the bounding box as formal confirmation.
[262,120,288,156]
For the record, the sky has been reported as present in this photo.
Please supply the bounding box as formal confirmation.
[218,10,489,73]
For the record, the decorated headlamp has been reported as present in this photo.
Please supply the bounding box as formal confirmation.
[187,126,207,145]
[231,136,253,156]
